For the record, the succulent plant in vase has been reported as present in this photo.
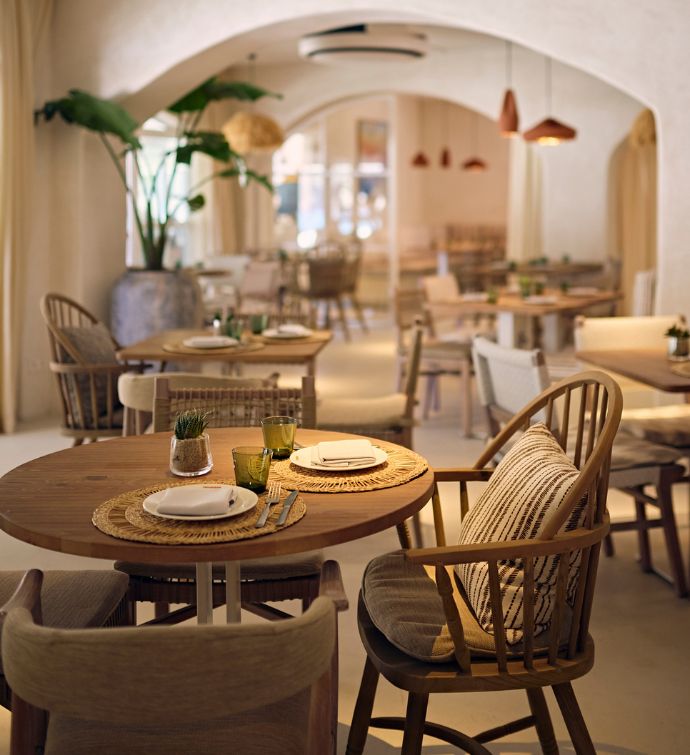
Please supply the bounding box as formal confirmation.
[170,409,213,476]
[664,319,690,361]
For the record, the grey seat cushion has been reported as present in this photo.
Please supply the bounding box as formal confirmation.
[0,570,129,675]
[621,405,690,448]
[609,430,682,469]
[362,551,496,662]
[115,552,323,582]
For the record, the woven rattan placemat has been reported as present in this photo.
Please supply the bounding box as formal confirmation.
[162,341,265,357]
[670,361,690,377]
[268,441,428,493]
[92,480,305,545]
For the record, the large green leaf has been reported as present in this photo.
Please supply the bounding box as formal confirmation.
[36,89,140,148]
[176,131,237,165]
[168,78,281,114]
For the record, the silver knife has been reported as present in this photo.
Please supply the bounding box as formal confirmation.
[276,489,299,526]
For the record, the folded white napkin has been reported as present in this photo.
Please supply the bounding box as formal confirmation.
[156,485,234,515]
[184,335,235,348]
[278,323,310,336]
[312,440,376,467]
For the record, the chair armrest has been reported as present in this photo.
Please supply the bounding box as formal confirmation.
[0,569,43,626]
[49,361,132,375]
[433,468,494,482]
[318,560,349,612]
[404,523,609,566]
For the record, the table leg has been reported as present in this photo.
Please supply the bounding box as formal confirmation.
[225,561,242,623]
[307,358,315,378]
[195,562,213,625]
[541,313,561,352]
[461,356,472,438]
[497,312,518,348]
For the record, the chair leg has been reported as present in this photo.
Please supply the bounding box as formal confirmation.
[351,296,368,332]
[423,376,435,420]
[411,512,424,548]
[346,657,380,755]
[401,693,429,755]
[603,533,615,557]
[154,602,171,619]
[633,496,653,572]
[526,688,559,755]
[552,682,596,755]
[335,296,351,341]
[72,438,84,447]
[10,693,47,755]
[657,468,688,597]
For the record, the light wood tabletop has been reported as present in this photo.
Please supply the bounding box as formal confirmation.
[0,428,434,565]
[116,328,332,376]
[576,349,690,393]
[429,289,621,317]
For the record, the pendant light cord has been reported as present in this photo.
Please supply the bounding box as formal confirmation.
[546,57,552,114]
[505,41,512,88]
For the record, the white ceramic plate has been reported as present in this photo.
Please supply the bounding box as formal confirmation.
[289,445,388,472]
[460,292,489,303]
[182,335,238,349]
[142,485,258,521]
[262,327,313,339]
[524,295,558,305]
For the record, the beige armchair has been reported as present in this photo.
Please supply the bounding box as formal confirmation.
[2,569,337,755]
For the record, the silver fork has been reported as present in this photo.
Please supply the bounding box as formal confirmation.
[255,481,281,528]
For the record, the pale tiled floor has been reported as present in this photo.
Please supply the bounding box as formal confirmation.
[0,315,689,754]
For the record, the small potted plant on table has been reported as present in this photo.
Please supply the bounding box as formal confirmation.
[170,409,213,476]
[665,318,690,361]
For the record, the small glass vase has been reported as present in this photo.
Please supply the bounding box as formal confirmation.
[170,433,213,477]
[667,336,690,361]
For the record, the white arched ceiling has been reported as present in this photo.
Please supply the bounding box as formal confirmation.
[47,0,690,314]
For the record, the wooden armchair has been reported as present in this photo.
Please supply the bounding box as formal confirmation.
[3,568,343,755]
[347,371,623,755]
[40,293,144,444]
[475,336,688,595]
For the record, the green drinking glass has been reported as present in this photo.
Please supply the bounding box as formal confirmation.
[232,446,273,493]
[261,416,297,460]
[249,313,269,334]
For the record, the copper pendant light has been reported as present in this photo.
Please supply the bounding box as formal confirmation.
[440,101,452,167]
[222,53,285,155]
[523,58,576,144]
[462,111,488,172]
[498,42,519,137]
[411,97,430,167]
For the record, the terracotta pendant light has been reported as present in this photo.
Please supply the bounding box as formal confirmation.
[462,111,488,172]
[523,57,576,144]
[411,97,430,167]
[498,41,520,137]
[222,53,285,155]
[440,102,452,167]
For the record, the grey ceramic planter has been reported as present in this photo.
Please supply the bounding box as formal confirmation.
[111,269,204,346]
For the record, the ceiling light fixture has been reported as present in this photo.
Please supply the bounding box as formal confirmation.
[462,111,488,172]
[523,57,576,145]
[411,97,430,167]
[440,101,452,167]
[498,41,519,137]
[222,53,284,155]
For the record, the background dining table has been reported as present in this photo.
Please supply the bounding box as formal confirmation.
[116,328,333,376]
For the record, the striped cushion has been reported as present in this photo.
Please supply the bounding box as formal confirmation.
[455,423,586,645]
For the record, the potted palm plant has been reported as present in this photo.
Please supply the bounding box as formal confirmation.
[664,319,690,361]
[35,79,279,343]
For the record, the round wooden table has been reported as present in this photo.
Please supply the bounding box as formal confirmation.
[0,427,434,622]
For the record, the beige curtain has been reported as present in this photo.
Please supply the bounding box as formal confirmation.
[610,108,657,315]
[0,0,52,432]
[506,138,543,262]
[192,103,246,258]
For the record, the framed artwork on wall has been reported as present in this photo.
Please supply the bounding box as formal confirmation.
[357,120,388,167]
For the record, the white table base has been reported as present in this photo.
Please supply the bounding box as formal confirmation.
[195,561,242,624]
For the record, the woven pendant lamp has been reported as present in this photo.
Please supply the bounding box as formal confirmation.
[222,53,284,155]
[523,58,576,145]
[498,42,520,137]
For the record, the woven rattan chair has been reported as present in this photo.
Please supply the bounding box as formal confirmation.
[0,569,129,753]
[347,371,623,755]
[40,293,144,445]
[2,569,339,755]
[116,375,323,623]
